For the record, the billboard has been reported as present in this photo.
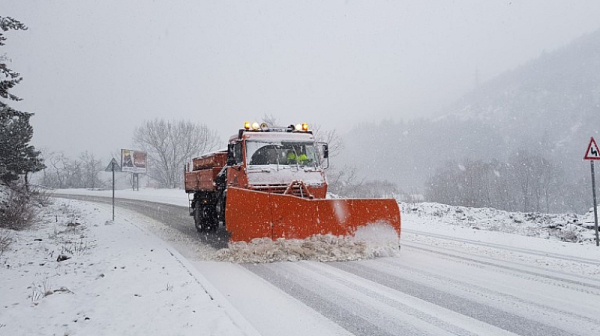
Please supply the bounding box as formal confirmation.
[121,149,147,173]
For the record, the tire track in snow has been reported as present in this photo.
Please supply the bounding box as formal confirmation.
[400,242,600,294]
[404,229,600,266]
[329,261,574,336]
[244,263,429,336]
[372,257,600,329]
[293,262,496,336]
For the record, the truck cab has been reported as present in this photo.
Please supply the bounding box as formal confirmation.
[185,122,329,232]
[226,123,328,198]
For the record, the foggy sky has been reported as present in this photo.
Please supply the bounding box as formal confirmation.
[3,0,600,160]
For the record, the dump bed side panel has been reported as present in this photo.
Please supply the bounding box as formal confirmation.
[193,152,227,170]
[184,168,222,192]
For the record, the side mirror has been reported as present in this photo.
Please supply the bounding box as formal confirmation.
[227,143,236,165]
[319,142,330,169]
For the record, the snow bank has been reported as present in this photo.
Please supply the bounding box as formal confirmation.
[214,223,400,263]
[0,199,253,336]
[402,202,599,244]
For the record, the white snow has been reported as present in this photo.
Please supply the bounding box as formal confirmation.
[401,202,600,277]
[0,199,258,336]
[401,201,599,245]
[55,188,189,207]
[6,188,600,335]
[214,223,400,263]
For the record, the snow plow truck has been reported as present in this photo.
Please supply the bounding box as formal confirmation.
[184,122,401,242]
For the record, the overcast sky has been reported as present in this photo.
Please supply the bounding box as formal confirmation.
[3,0,600,159]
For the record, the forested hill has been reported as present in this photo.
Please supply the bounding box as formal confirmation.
[448,27,600,162]
[338,28,600,212]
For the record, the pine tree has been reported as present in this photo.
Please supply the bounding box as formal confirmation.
[0,17,44,184]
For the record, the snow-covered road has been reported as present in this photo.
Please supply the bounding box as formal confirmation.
[54,192,600,336]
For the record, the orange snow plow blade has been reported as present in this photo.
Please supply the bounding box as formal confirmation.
[225,187,401,242]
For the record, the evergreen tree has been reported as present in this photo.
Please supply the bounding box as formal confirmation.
[0,17,44,184]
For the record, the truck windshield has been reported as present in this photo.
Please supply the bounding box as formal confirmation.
[246,140,319,168]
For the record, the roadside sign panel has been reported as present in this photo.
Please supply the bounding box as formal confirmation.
[584,137,600,160]
[105,158,121,172]
[584,137,600,246]
[121,149,147,173]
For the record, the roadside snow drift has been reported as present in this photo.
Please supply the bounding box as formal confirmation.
[0,199,254,336]
[214,223,400,263]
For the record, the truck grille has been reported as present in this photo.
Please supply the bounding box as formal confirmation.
[250,184,311,198]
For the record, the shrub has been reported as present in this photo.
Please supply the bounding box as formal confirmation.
[0,229,12,256]
[0,188,37,230]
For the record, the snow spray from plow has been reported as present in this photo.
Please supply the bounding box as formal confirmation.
[215,222,401,263]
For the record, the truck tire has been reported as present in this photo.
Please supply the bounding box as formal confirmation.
[194,205,218,233]
[205,205,218,232]
[193,206,205,232]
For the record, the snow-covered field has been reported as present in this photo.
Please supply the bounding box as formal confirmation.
[0,199,258,336]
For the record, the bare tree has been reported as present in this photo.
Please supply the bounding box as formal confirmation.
[327,165,364,197]
[261,113,278,126]
[133,119,220,188]
[79,151,103,189]
[310,123,344,158]
[37,151,104,189]
[353,179,399,199]
[426,153,562,213]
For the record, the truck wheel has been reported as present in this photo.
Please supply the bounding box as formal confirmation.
[204,206,218,232]
[195,205,218,233]
[194,207,205,232]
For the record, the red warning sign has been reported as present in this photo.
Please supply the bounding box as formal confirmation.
[584,137,600,160]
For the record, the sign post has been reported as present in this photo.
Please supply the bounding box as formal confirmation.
[105,158,121,221]
[584,137,600,246]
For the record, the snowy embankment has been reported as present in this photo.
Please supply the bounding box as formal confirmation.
[0,199,258,336]
[402,202,599,244]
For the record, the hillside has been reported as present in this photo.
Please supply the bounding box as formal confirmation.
[338,28,600,212]
[450,28,600,163]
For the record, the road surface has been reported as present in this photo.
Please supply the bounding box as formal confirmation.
[55,194,600,336]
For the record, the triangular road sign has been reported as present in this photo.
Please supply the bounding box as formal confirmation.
[584,137,600,160]
[105,158,122,172]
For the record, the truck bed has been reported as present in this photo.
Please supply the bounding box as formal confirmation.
[185,167,222,192]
